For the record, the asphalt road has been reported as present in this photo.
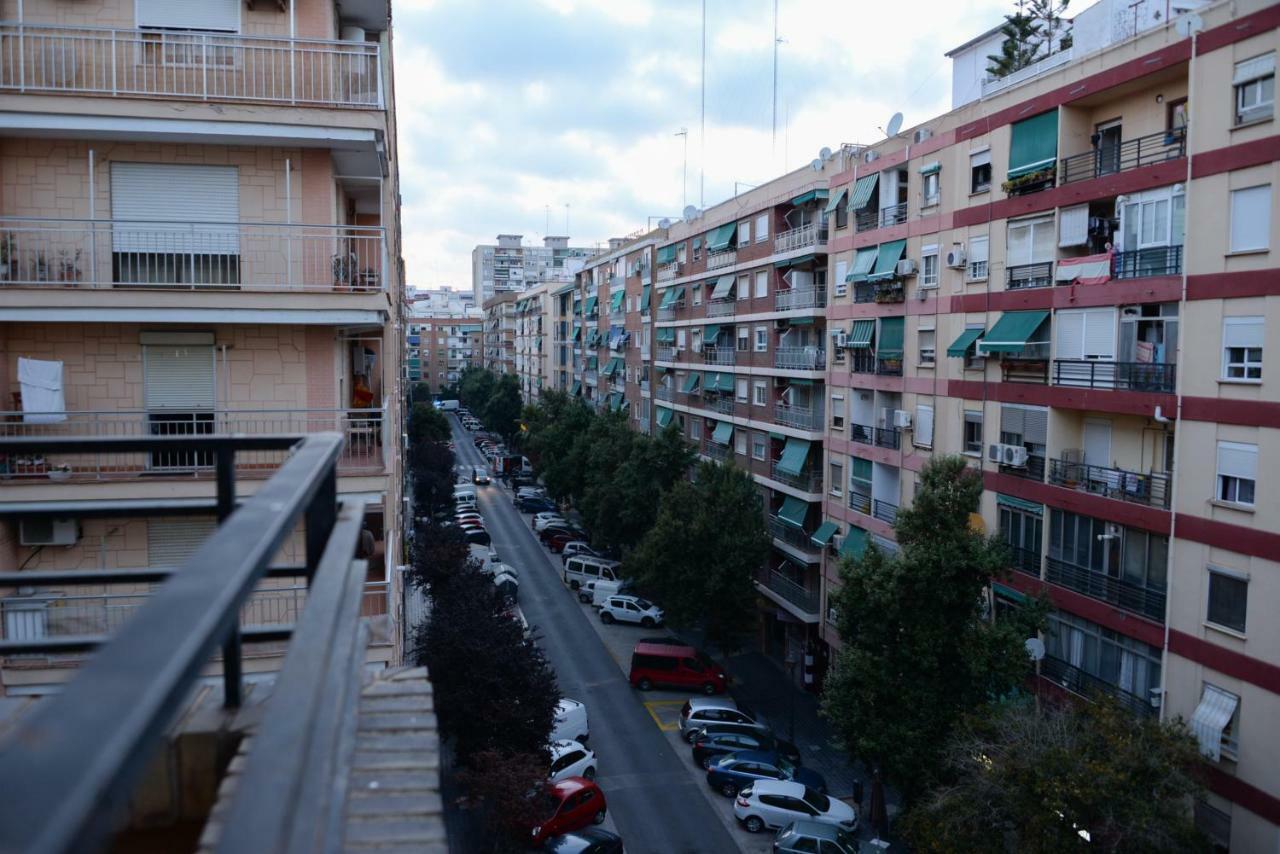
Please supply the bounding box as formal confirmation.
[450,418,741,854]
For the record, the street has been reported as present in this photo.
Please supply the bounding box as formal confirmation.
[449,416,747,854]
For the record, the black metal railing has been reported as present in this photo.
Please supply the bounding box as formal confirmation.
[848,491,872,515]
[853,282,877,303]
[1112,245,1183,280]
[1058,128,1187,185]
[877,358,904,377]
[872,499,898,525]
[879,203,908,228]
[854,209,879,233]
[755,569,820,615]
[0,433,370,853]
[850,423,874,445]
[874,426,900,450]
[770,461,822,492]
[1045,557,1167,622]
[1040,655,1156,718]
[1000,453,1046,482]
[1047,459,1171,509]
[1007,261,1054,290]
[1007,545,1043,578]
[1052,360,1176,393]
[850,350,877,373]
[875,281,905,303]
[767,517,821,556]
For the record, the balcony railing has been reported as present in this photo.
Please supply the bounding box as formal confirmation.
[1112,246,1183,280]
[657,301,684,322]
[879,203,908,229]
[874,427,900,450]
[582,370,598,385]
[1006,261,1054,290]
[766,517,820,556]
[705,395,736,415]
[656,345,677,361]
[755,569,820,615]
[982,47,1073,97]
[0,24,383,108]
[775,287,826,311]
[706,297,737,317]
[1045,557,1167,622]
[706,249,737,270]
[1000,453,1046,483]
[656,262,681,282]
[1047,459,1171,509]
[0,409,386,480]
[1008,545,1043,578]
[774,347,826,370]
[702,346,735,366]
[769,462,822,493]
[850,423,874,445]
[774,403,823,431]
[872,499,898,525]
[853,282,877,304]
[873,281,905,303]
[877,358,904,377]
[854,209,880,233]
[654,386,674,401]
[998,343,1051,384]
[0,217,386,293]
[847,490,871,515]
[1052,360,1176,393]
[849,351,877,374]
[774,222,828,254]
[1040,655,1155,718]
[1059,128,1187,185]
[702,442,731,463]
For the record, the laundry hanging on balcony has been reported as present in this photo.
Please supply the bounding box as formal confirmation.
[1056,252,1113,285]
[17,357,66,424]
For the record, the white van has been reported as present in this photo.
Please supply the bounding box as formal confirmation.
[562,556,621,591]
[550,698,589,744]
[587,578,632,607]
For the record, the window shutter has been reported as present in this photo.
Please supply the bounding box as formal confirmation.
[1059,205,1089,247]
[1224,317,1264,349]
[1082,308,1117,358]
[143,343,216,410]
[1230,186,1271,252]
[1000,404,1025,438]
[969,149,991,168]
[1031,218,1056,262]
[1007,222,1031,265]
[1217,442,1257,480]
[148,518,218,567]
[969,235,988,263]
[1233,53,1275,84]
[1055,310,1085,360]
[110,163,240,253]
[915,404,934,448]
[1022,407,1048,445]
[136,0,240,31]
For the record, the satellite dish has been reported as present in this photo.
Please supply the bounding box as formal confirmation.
[885,112,904,138]
[658,218,672,229]
[810,158,823,172]
[1175,12,1203,37]
[682,205,699,221]
[819,146,833,161]
[1025,638,1046,662]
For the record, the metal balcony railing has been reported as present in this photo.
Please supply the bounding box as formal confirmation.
[706,249,737,270]
[1000,453,1046,483]
[849,351,877,374]
[775,287,826,311]
[0,409,386,479]
[1112,246,1183,279]
[1044,557,1167,622]
[998,342,1051,384]
[706,395,735,415]
[702,442,731,463]
[1040,655,1156,718]
[1007,545,1043,578]
[1058,128,1187,185]
[1052,360,1176,393]
[1047,459,1171,509]
[873,426,900,450]
[774,347,826,370]
[702,346,736,366]
[850,423,874,445]
[766,517,820,556]
[654,386,674,401]
[656,262,681,282]
[582,370,598,385]
[656,302,684,321]
[774,403,823,431]
[706,297,737,317]
[872,499,898,525]
[755,569,820,615]
[655,345,677,361]
[0,218,386,293]
[847,490,871,515]
[874,281,905,303]
[0,23,383,108]
[879,203,909,229]
[853,282,877,304]
[1006,261,1054,290]
[773,222,828,254]
[854,209,880,233]
[877,358,904,377]
[769,462,822,493]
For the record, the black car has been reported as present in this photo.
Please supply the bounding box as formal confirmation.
[689,724,801,767]
[461,526,491,545]
[542,827,623,853]
[517,497,557,514]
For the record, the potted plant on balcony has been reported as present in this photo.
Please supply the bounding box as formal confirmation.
[332,251,357,289]
[55,249,82,284]
[1000,167,1056,196]
[0,234,13,282]
[31,251,50,283]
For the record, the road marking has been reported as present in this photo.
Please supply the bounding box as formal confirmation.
[643,699,685,732]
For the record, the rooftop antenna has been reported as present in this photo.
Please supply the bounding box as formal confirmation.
[675,127,689,210]
[700,0,706,208]
[880,112,904,138]
[683,205,699,221]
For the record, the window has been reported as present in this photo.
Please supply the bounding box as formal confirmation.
[914,403,934,448]
[737,274,750,301]
[1233,52,1275,125]
[918,327,936,364]
[754,270,769,298]
[1207,568,1248,633]
[830,461,844,497]
[736,378,748,402]
[738,220,751,245]
[752,433,767,460]
[736,430,748,456]
[692,283,703,306]
[678,242,687,263]
[753,380,767,406]
[1229,186,1271,253]
[963,410,983,455]
[970,149,992,193]
[1007,216,1056,267]
[967,235,989,280]
[1222,316,1263,381]
[833,259,849,298]
[835,201,848,230]
[831,394,845,430]
[692,237,702,262]
[677,329,687,351]
[922,171,940,207]
[736,326,750,352]
[754,326,768,352]
[690,419,701,442]
[1216,441,1257,506]
[755,213,769,242]
[920,246,939,289]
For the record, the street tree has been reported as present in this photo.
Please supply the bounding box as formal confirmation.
[458,367,495,412]
[406,518,469,590]
[408,439,457,519]
[483,373,524,443]
[523,395,595,503]
[589,421,696,553]
[409,400,451,444]
[452,749,548,852]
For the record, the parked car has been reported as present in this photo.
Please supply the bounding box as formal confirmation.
[598,595,664,627]
[542,827,624,853]
[525,777,607,845]
[562,556,620,591]
[578,578,632,605]
[706,750,827,797]
[518,497,558,514]
[511,472,539,488]
[548,739,597,782]
[545,531,581,553]
[679,697,759,741]
[454,512,484,525]
[773,819,859,854]
[560,542,599,563]
[733,781,856,834]
[550,698,589,744]
[690,726,801,768]
[460,526,490,545]
[629,643,728,695]
[533,513,568,532]
[472,466,491,484]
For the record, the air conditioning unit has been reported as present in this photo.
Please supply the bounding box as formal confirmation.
[986,443,1027,467]
[834,329,849,348]
[913,128,933,144]
[893,409,913,429]
[945,248,966,268]
[896,258,918,277]
[863,149,880,164]
[20,518,79,547]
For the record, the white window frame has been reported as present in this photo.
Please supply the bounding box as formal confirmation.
[1222,316,1264,382]
[1229,185,1271,253]
[754,270,769,299]
[970,148,992,193]
[967,235,989,281]
[736,326,750,352]
[1233,53,1275,125]
[963,410,983,455]
[831,394,845,430]
[914,403,934,449]
[922,172,940,208]
[1006,216,1056,266]
[676,329,687,351]
[754,213,769,242]
[735,430,748,455]
[735,378,748,403]
[738,220,751,245]
[690,419,701,442]
[752,380,767,407]
[834,259,849,298]
[692,283,703,306]
[736,274,750,301]
[754,326,768,353]
[1215,440,1257,507]
[678,242,687,263]
[751,433,767,460]
[918,327,936,365]
[830,461,844,498]
[920,244,939,289]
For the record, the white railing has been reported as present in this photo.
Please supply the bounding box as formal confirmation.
[774,403,823,431]
[0,408,387,480]
[774,287,826,311]
[981,48,1073,98]
[0,218,385,293]
[774,347,826,370]
[0,23,383,108]
[773,223,828,254]
[656,263,681,282]
[705,298,736,317]
[706,249,736,270]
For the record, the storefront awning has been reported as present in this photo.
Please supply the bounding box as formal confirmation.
[1191,685,1239,761]
[947,327,985,358]
[656,407,673,428]
[847,173,879,210]
[681,372,701,393]
[977,310,1049,354]
[790,188,829,206]
[848,246,878,283]
[711,275,735,300]
[838,526,867,559]
[777,495,809,529]
[1008,110,1059,179]
[776,437,811,477]
[824,188,848,214]
[878,317,905,359]
[712,421,734,445]
[810,521,839,547]
[706,223,737,252]
[848,319,875,349]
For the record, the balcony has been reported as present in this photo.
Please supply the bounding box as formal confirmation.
[774,403,823,431]
[1008,545,1043,578]
[0,24,383,108]
[655,386,674,401]
[847,491,871,515]
[775,287,826,312]
[1052,360,1176,393]
[582,370,598,385]
[853,282,878,304]
[1040,655,1155,718]
[878,203,908,229]
[877,357,903,377]
[656,262,681,282]
[705,395,736,415]
[1047,459,1171,509]
[1044,557,1166,622]
[850,423,874,445]
[706,249,737,270]
[706,297,737,317]
[774,347,826,370]
[702,346,735,366]
[1001,453,1046,483]
[766,517,821,557]
[656,345,676,361]
[982,47,1073,97]
[657,301,685,322]
[773,222,828,254]
[873,427,900,450]
[769,461,822,493]
[1112,246,1183,280]
[1006,262,1054,291]
[872,499,898,525]
[755,569,820,617]
[702,442,732,463]
[854,209,879,233]
[1059,128,1187,185]
[0,218,386,293]
[0,408,386,480]
[999,343,1051,384]
[640,379,651,394]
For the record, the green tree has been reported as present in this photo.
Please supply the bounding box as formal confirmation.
[822,455,1046,803]
[987,4,1044,78]
[523,394,595,504]
[901,698,1209,854]
[408,380,432,404]
[483,373,524,443]
[628,460,769,654]
[458,367,495,412]
[408,401,450,445]
[588,422,695,553]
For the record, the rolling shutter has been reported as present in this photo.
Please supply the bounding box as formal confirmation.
[1022,407,1048,446]
[915,404,934,448]
[1082,308,1116,359]
[143,334,216,410]
[110,163,240,253]
[147,517,218,567]
[1055,310,1085,360]
[136,0,240,31]
[1059,204,1089,247]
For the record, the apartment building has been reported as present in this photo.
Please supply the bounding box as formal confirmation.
[0,0,407,688]
[513,281,554,402]
[406,290,483,388]
[470,233,593,305]
[483,291,518,375]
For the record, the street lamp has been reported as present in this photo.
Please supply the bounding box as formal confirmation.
[784,651,799,743]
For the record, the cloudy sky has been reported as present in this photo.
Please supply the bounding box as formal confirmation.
[391,0,1031,289]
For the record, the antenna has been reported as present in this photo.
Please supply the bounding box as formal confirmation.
[658,218,672,229]
[810,158,823,172]
[819,146,832,161]
[683,205,699,221]
[885,112,904,138]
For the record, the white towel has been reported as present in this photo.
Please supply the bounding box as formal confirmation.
[17,357,67,424]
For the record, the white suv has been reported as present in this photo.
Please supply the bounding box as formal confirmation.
[732,780,857,834]
[598,595,664,627]
[547,739,597,782]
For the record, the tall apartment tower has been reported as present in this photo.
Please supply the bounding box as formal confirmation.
[0,0,408,685]
[471,234,594,305]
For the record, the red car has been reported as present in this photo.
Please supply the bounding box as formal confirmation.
[529,777,607,844]
[545,532,578,553]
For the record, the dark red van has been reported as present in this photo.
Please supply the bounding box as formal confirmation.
[628,642,727,694]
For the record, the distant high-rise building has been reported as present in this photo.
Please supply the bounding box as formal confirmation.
[471,234,593,305]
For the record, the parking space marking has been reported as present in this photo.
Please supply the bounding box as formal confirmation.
[643,699,685,732]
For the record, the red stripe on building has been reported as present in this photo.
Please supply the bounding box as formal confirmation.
[1191,133,1280,178]
[1195,3,1280,55]
[1186,269,1280,301]
[1173,513,1280,562]
[1168,629,1280,695]
[985,470,1172,535]
[1181,395,1280,428]
[945,379,1176,418]
[1203,766,1280,827]
[1000,571,1165,646]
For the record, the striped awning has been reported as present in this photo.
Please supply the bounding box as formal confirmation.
[1191,685,1238,761]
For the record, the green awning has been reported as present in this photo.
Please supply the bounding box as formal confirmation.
[584,296,598,315]
[710,275,735,300]
[878,317,905,359]
[659,288,678,309]
[703,324,721,342]
[947,327,985,358]
[777,495,809,529]
[787,317,815,326]
[572,326,582,341]
[712,421,734,445]
[657,245,677,264]
[848,319,875,349]
[790,188,829,206]
[824,188,848,214]
[978,311,1049,354]
[571,380,582,395]
[586,330,599,347]
[769,431,785,440]
[847,173,879,210]
[997,494,1043,515]
[1008,110,1059,179]
[776,437,811,477]
[848,247,877,282]
[919,161,941,175]
[719,373,735,392]
[706,223,737,251]
[656,327,675,342]
[868,239,907,281]
[610,290,624,312]
[681,372,701,393]
[775,253,816,270]
[573,301,582,315]
[641,285,651,310]
[786,377,813,386]
[603,356,622,377]
[656,407,673,428]
[839,527,867,559]
[992,582,1028,604]
[586,355,598,370]
[609,392,625,411]
[706,372,733,393]
[810,521,839,547]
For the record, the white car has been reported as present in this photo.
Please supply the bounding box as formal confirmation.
[598,595,664,627]
[547,739,597,782]
[550,698,589,744]
[560,542,599,563]
[533,514,568,532]
[732,780,857,834]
